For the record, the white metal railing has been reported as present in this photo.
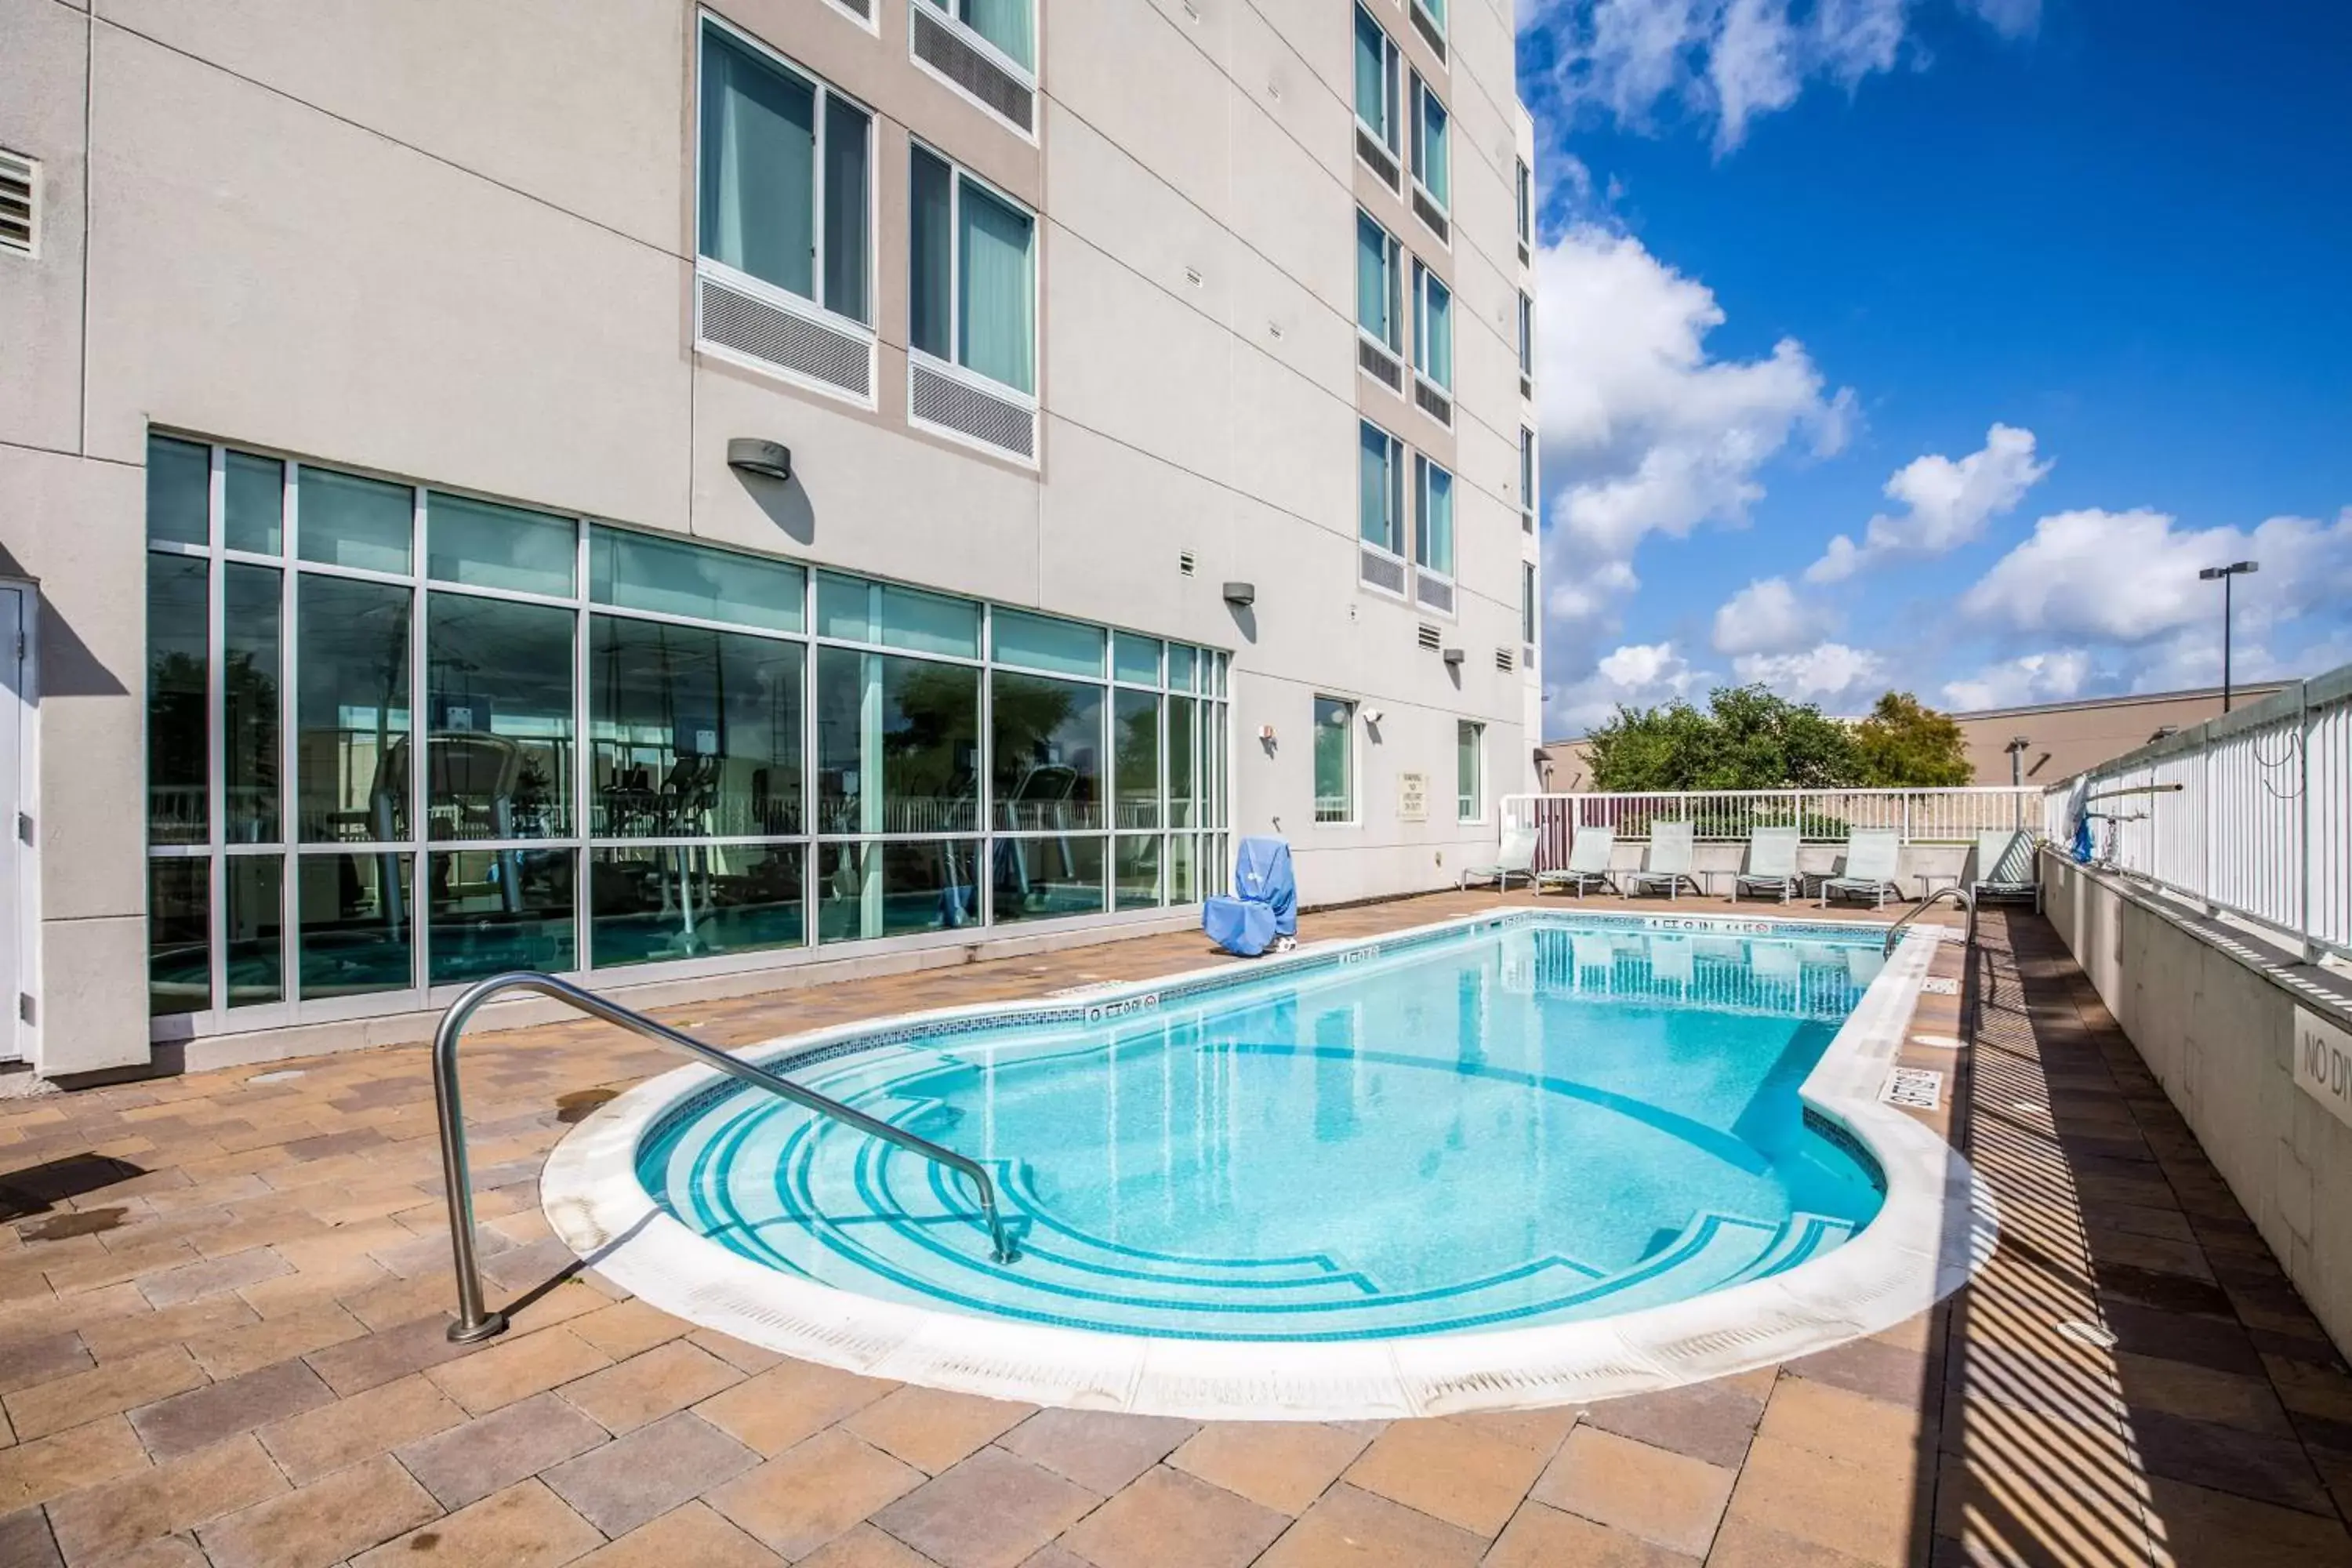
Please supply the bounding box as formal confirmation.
[1504,787,2042,847]
[2042,662,2352,962]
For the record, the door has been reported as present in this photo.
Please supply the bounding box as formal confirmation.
[0,585,24,1062]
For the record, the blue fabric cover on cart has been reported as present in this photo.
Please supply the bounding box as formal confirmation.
[1202,896,1279,957]
[1232,837,1298,936]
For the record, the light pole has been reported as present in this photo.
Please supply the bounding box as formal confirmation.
[2198,561,2258,712]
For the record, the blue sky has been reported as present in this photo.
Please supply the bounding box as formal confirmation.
[1514,0,2352,731]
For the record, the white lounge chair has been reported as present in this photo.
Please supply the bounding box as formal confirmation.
[1624,821,1703,901]
[1819,828,1904,909]
[1537,826,1618,898]
[1971,829,2042,912]
[1732,826,1801,903]
[1459,826,1539,891]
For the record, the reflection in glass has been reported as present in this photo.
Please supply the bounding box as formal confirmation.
[148,858,209,1016]
[1169,833,1197,905]
[991,671,1101,830]
[298,467,412,574]
[147,436,210,546]
[590,526,804,633]
[590,618,803,837]
[425,593,574,840]
[1314,696,1354,822]
[298,576,412,843]
[591,844,804,967]
[993,609,1102,678]
[1168,644,1197,691]
[225,856,284,1007]
[426,494,575,597]
[815,573,979,658]
[298,853,413,998]
[1168,695,1198,829]
[1112,689,1160,831]
[815,649,978,835]
[148,555,209,846]
[816,840,981,942]
[224,564,281,844]
[427,848,575,982]
[1112,632,1160,687]
[1113,835,1162,910]
[225,451,284,554]
[993,835,1103,924]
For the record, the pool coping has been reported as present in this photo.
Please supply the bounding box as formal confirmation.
[539,908,1999,1421]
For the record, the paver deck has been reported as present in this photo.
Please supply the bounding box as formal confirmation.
[2,891,2349,1566]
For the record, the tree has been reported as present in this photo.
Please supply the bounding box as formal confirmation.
[1853,691,1973,786]
[1586,685,1864,790]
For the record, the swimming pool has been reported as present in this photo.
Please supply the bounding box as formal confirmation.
[545,909,1994,1417]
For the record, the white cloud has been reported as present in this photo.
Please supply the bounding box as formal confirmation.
[1957,0,2042,39]
[1711,575,1830,655]
[1808,423,2051,582]
[1730,641,1887,703]
[1549,640,1706,733]
[1940,649,2093,711]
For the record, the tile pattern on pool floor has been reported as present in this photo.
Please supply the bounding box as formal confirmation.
[0,891,2347,1565]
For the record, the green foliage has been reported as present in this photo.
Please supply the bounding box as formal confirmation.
[1853,691,1974,787]
[1586,684,1864,791]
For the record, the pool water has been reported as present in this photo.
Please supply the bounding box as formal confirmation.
[637,918,1889,1341]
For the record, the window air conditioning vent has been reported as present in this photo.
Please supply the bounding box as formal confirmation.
[699,271,873,399]
[0,150,36,256]
[1415,573,1454,615]
[1517,241,1530,267]
[1519,375,1534,401]
[1355,127,1401,190]
[1413,379,1452,427]
[1523,641,1537,671]
[1494,647,1515,672]
[1358,337,1404,392]
[1178,551,1198,577]
[1417,622,1442,651]
[1410,188,1450,245]
[1409,1,1447,61]
[1522,510,1535,535]
[1359,547,1406,596]
[910,360,1036,460]
[912,6,1035,133]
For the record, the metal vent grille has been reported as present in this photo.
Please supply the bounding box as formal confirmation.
[1179,551,1197,577]
[1410,1,1448,61]
[1523,641,1537,670]
[1520,375,1534,401]
[913,7,1035,132]
[1523,510,1535,535]
[1359,548,1406,596]
[910,361,1036,459]
[1359,338,1404,391]
[1517,241,1531,267]
[1355,128,1401,190]
[1411,189,1450,245]
[1417,622,1442,651]
[0,151,34,256]
[1494,647,1515,672]
[699,274,872,398]
[1414,380,1452,426]
[1415,574,1454,615]
[835,0,873,15]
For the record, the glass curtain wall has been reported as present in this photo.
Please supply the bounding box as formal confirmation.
[145,435,1229,1024]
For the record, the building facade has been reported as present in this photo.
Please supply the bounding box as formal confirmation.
[0,0,1540,1076]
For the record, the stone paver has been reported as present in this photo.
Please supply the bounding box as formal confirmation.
[2,899,2350,1566]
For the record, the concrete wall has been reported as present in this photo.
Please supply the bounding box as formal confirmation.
[0,0,1539,1073]
[2043,854,2352,1355]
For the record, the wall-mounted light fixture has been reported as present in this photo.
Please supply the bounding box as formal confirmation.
[1441,648,1465,667]
[1222,581,1256,607]
[1363,709,1385,726]
[725,438,793,482]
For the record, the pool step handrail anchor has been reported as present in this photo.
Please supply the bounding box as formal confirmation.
[430,970,1018,1344]
[1881,884,1976,958]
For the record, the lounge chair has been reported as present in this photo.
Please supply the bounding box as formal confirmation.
[1624,821,1703,900]
[1732,826,1802,903]
[1459,826,1539,891]
[1537,826,1618,898]
[1971,829,2042,912]
[1819,828,1904,909]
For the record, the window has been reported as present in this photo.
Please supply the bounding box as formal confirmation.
[1518,291,1535,378]
[1414,456,1455,579]
[1410,74,1450,212]
[1356,211,1403,353]
[1411,261,1452,393]
[909,144,1036,397]
[1520,426,1538,528]
[699,20,873,325]
[1358,422,1405,558]
[1416,0,1449,39]
[920,0,1034,73]
[1314,698,1356,824]
[1457,721,1483,822]
[1515,158,1532,249]
[1353,5,1400,151]
[1523,560,1538,644]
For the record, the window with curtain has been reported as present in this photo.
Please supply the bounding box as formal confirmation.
[1415,456,1455,579]
[924,0,1036,73]
[1413,262,1452,391]
[1359,423,1403,556]
[699,22,872,324]
[1353,6,1397,147]
[909,144,1036,397]
[1356,212,1400,350]
[1411,76,1450,209]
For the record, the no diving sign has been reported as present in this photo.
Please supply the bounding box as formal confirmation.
[2292,1007,2352,1131]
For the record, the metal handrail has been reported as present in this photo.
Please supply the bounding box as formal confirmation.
[1882,885,1976,957]
[432,971,1018,1344]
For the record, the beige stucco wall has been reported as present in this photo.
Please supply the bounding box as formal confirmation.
[0,0,1539,1073]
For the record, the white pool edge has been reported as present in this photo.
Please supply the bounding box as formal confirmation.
[539,908,1998,1421]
